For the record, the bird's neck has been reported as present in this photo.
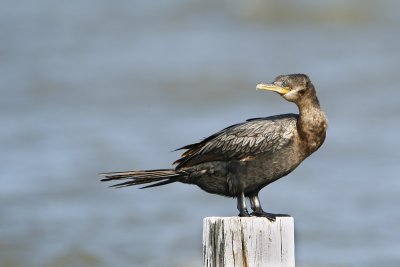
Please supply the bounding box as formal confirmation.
[296,96,328,154]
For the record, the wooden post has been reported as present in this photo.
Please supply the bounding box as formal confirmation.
[203,217,295,267]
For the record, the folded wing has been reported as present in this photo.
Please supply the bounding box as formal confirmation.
[174,114,298,169]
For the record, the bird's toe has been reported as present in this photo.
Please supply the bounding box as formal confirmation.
[238,210,251,217]
[251,211,277,221]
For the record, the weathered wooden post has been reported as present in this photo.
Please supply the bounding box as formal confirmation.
[203,217,295,267]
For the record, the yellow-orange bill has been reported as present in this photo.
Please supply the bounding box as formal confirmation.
[256,83,290,95]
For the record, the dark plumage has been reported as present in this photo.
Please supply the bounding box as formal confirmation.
[101,74,328,220]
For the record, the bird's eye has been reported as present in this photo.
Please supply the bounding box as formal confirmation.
[281,81,288,87]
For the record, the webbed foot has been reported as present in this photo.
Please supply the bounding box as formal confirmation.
[250,210,277,221]
[238,209,251,217]
[251,210,291,221]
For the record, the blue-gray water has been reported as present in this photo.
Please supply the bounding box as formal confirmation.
[1,1,400,266]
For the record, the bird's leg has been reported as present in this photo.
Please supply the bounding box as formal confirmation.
[249,194,291,220]
[249,194,284,221]
[237,192,250,217]
[249,194,275,221]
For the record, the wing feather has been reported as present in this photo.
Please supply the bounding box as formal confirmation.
[174,114,298,168]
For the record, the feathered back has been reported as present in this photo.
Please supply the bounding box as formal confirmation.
[174,114,298,169]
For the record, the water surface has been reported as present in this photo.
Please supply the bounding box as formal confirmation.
[1,1,400,266]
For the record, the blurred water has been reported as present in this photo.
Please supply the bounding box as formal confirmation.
[1,0,400,266]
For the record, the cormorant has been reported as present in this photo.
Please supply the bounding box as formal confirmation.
[101,74,327,220]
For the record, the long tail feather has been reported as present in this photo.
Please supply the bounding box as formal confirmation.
[100,169,185,189]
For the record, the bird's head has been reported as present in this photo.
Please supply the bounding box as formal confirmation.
[256,74,316,103]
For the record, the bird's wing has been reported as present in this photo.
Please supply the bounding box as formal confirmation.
[174,114,298,168]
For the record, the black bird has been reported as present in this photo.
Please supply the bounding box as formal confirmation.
[101,74,327,220]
